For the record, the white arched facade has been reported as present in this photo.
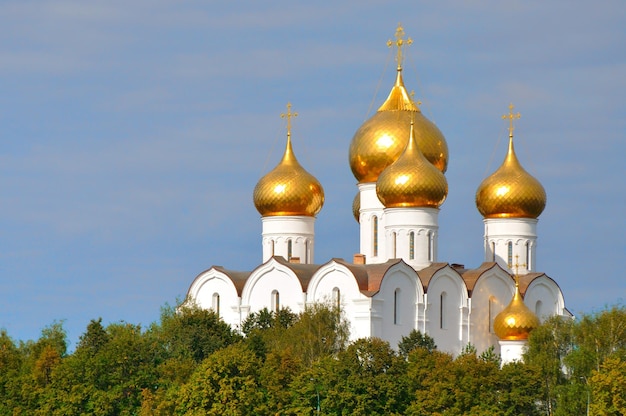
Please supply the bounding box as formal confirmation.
[523,275,566,321]
[470,268,515,354]
[372,262,423,348]
[241,259,307,319]
[425,267,469,355]
[187,268,243,330]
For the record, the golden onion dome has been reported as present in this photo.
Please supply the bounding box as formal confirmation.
[349,69,449,183]
[475,130,546,219]
[253,105,324,217]
[352,192,360,223]
[493,281,540,340]
[376,120,448,208]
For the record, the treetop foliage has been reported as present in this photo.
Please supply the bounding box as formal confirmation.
[0,301,623,415]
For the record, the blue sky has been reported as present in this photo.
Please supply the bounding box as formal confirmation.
[1,1,624,347]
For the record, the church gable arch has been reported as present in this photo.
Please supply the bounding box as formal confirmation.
[242,259,306,315]
[524,275,565,320]
[426,268,467,354]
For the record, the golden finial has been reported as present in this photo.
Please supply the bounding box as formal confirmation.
[387,23,413,70]
[502,103,521,138]
[281,102,298,138]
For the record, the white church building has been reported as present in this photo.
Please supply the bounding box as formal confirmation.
[186,25,569,359]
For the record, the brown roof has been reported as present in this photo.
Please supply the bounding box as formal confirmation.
[460,262,502,295]
[416,262,450,291]
[212,267,252,296]
[271,256,320,292]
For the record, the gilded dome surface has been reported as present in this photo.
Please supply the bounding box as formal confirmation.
[493,283,540,341]
[352,192,360,223]
[253,134,324,217]
[476,134,546,219]
[376,121,448,208]
[349,70,448,183]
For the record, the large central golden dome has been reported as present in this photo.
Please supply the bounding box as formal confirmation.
[349,69,448,183]
[253,108,324,217]
[376,121,448,208]
[493,281,540,340]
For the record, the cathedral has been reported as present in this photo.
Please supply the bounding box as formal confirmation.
[186,25,569,361]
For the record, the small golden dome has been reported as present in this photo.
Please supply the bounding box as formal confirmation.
[476,106,546,219]
[376,121,448,208]
[348,25,448,184]
[253,106,324,217]
[493,282,540,340]
[352,192,360,223]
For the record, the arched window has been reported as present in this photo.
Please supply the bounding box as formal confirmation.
[526,241,531,270]
[391,231,397,258]
[332,287,341,310]
[372,216,379,257]
[394,289,401,325]
[507,241,513,268]
[271,290,280,313]
[305,239,309,264]
[212,293,220,316]
[409,231,415,260]
[535,300,543,319]
[271,240,275,257]
[491,241,496,262]
[287,240,292,260]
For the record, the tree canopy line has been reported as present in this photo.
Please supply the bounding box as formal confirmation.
[0,302,624,415]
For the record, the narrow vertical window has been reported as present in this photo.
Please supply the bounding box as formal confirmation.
[392,232,397,258]
[394,289,401,325]
[440,292,447,329]
[272,290,280,313]
[409,231,415,260]
[507,242,513,268]
[491,241,496,262]
[305,239,309,263]
[372,215,378,257]
[526,241,530,270]
[332,287,341,310]
[489,296,495,333]
[287,240,292,260]
[535,300,543,319]
[212,293,220,316]
[427,231,433,262]
[271,240,275,257]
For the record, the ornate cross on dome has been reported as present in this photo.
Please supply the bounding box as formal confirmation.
[502,103,521,138]
[281,102,298,138]
[387,23,412,70]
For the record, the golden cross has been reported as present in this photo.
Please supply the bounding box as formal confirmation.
[512,255,527,287]
[502,103,521,138]
[387,23,412,70]
[281,102,298,137]
[410,90,422,107]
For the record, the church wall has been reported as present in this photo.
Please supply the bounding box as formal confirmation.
[524,276,565,321]
[425,269,467,355]
[307,262,371,341]
[371,265,421,349]
[241,263,306,318]
[358,183,385,263]
[470,270,513,354]
[187,271,241,331]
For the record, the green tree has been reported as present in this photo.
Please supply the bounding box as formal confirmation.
[398,329,436,357]
[175,342,264,415]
